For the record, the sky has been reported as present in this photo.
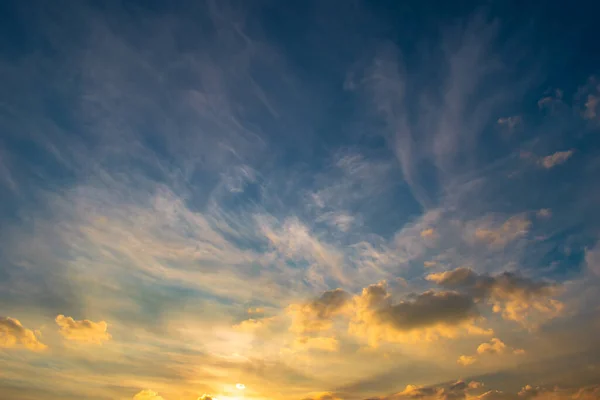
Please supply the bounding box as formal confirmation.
[1,1,600,399]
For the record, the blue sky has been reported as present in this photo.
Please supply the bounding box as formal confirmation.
[1,1,600,400]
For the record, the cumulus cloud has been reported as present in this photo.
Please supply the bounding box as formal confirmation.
[133,390,165,400]
[0,317,47,351]
[458,338,524,366]
[350,281,479,345]
[476,337,507,355]
[457,355,477,366]
[517,384,600,400]
[378,380,484,400]
[427,267,563,325]
[55,315,111,344]
[288,288,351,334]
[540,150,574,169]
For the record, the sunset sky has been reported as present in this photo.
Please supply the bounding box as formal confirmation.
[1,1,600,399]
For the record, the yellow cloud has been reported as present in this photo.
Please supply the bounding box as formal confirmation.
[303,392,343,400]
[381,380,484,399]
[349,281,480,345]
[55,315,111,344]
[0,316,47,351]
[133,390,165,400]
[477,338,507,355]
[457,355,477,366]
[288,288,351,334]
[293,336,339,352]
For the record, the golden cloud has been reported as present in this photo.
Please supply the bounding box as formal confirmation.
[288,288,351,333]
[133,390,165,400]
[376,380,484,400]
[292,336,339,352]
[427,267,563,326]
[457,355,477,366]
[0,316,47,351]
[55,315,111,344]
[133,389,164,400]
[349,281,480,345]
[477,338,507,355]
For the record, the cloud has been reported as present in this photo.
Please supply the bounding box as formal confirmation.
[350,281,479,345]
[471,215,531,249]
[457,355,477,366]
[584,94,599,120]
[517,384,600,400]
[303,392,343,400]
[258,216,348,286]
[476,338,507,355]
[377,380,484,400]
[292,336,340,352]
[133,390,165,400]
[421,228,437,239]
[0,317,47,351]
[288,288,351,334]
[427,267,563,325]
[497,116,522,131]
[536,209,552,218]
[55,315,111,344]
[540,150,574,169]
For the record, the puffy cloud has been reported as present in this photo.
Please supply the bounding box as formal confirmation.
[55,315,111,344]
[427,268,563,325]
[133,390,165,400]
[0,316,47,351]
[350,281,479,345]
[288,288,351,333]
[472,216,531,248]
[377,380,484,400]
[458,338,524,366]
[457,355,477,366]
[477,338,506,355]
[540,150,574,169]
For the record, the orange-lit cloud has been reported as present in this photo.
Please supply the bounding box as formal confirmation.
[377,380,484,399]
[292,336,339,352]
[427,267,563,325]
[133,390,165,400]
[288,288,351,333]
[349,281,480,345]
[472,216,531,248]
[55,315,111,344]
[0,316,47,351]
